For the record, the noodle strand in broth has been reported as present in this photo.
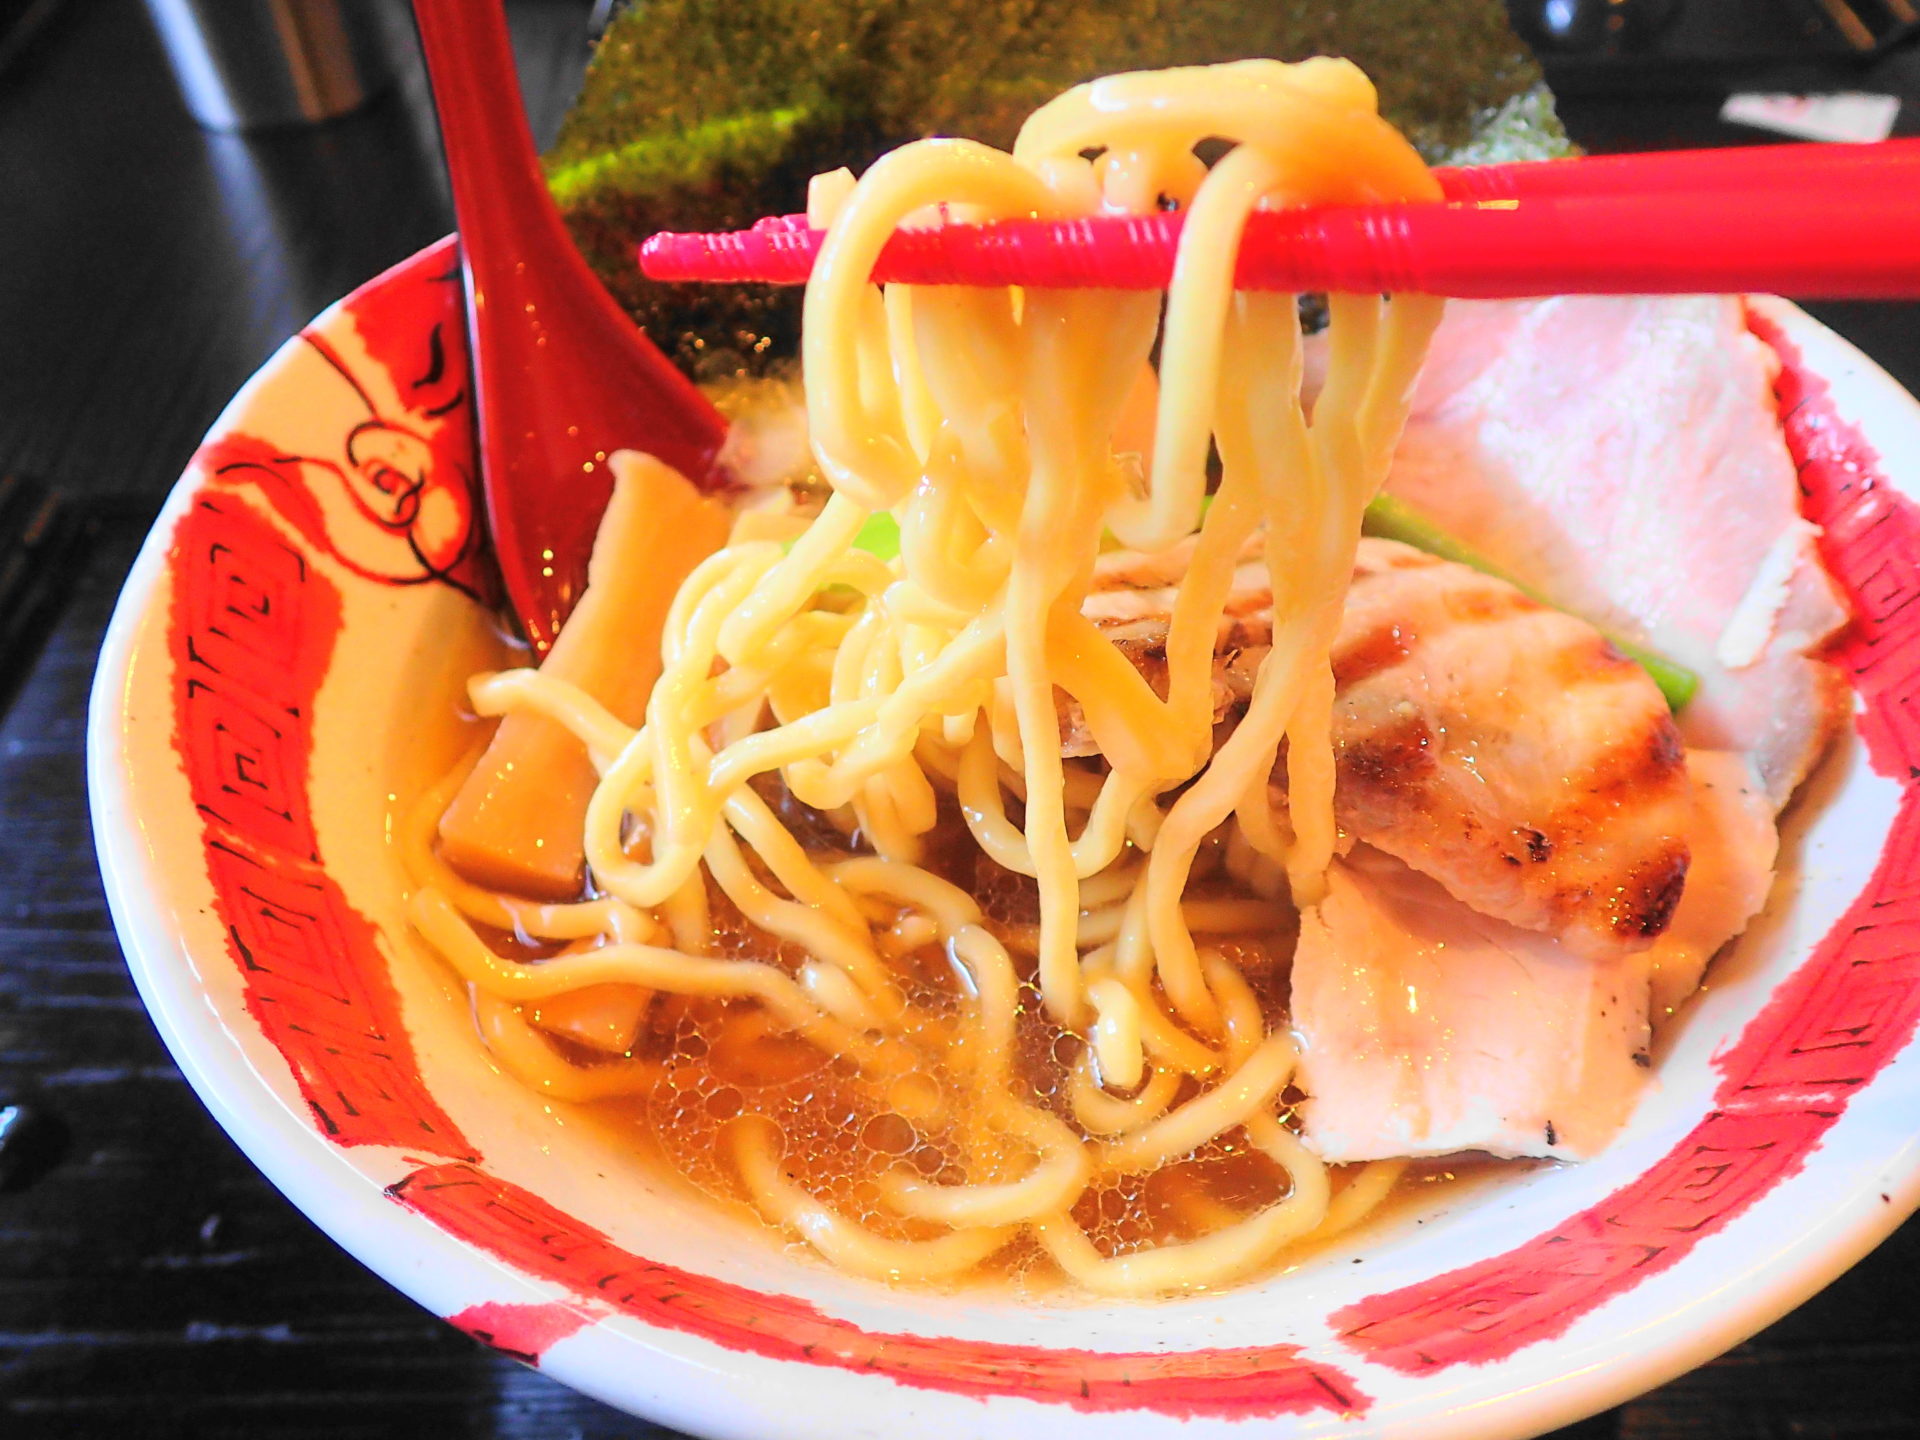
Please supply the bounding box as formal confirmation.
[410,57,1445,1295]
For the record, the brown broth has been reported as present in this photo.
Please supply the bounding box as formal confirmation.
[477,805,1489,1296]
[390,516,1519,1294]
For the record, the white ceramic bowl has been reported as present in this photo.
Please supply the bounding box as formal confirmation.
[89,241,1920,1439]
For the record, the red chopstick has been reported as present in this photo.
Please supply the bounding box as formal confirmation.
[638,139,1920,300]
[1429,136,1920,199]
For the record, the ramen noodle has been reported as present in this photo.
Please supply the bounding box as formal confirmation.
[406,58,1633,1295]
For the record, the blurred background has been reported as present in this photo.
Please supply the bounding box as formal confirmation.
[1,1,1916,1436]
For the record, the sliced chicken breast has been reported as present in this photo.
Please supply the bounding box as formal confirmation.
[1332,539,1692,959]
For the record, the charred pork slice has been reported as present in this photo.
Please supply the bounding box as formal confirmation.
[1075,535,1692,959]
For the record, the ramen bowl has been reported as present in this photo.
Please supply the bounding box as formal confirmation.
[89,238,1920,1439]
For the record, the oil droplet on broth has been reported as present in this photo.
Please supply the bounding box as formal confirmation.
[859,1112,918,1157]
[887,1071,944,1123]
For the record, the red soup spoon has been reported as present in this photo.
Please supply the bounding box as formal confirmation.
[411,0,728,653]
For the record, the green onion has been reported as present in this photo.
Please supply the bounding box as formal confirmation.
[832,498,1696,712]
[790,510,898,561]
[1362,493,1698,712]
[852,510,902,562]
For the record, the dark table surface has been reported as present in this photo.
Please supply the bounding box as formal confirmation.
[3,2,1918,1437]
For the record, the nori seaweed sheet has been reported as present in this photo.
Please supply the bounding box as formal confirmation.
[545,0,1567,376]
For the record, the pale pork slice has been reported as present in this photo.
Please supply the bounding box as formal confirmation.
[1381,296,1849,807]
[1293,750,1779,1161]
[1293,845,1650,1162]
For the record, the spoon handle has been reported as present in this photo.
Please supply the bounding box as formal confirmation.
[413,0,726,651]
[411,0,552,233]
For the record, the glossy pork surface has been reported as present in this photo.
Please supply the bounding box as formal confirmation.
[1334,539,1692,958]
[1078,536,1693,958]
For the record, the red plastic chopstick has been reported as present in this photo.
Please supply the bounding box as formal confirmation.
[1429,136,1920,199]
[638,139,1920,300]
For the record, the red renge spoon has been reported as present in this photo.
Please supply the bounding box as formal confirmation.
[411,0,729,653]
